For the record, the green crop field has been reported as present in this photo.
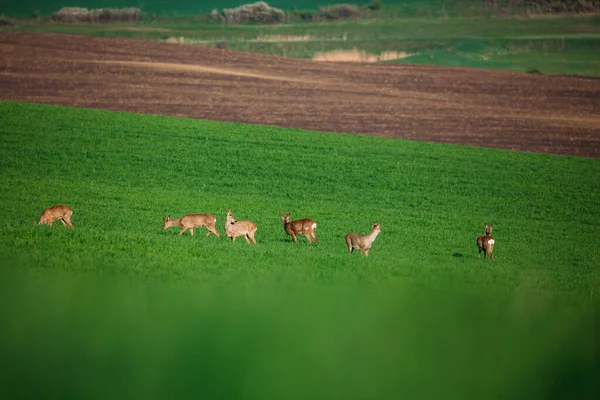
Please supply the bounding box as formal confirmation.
[1,101,599,397]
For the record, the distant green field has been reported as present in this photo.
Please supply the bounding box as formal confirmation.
[2,0,479,18]
[0,101,599,397]
[3,0,382,17]
[6,4,600,77]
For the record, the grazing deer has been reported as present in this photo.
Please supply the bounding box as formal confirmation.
[225,210,257,244]
[477,223,495,260]
[345,222,381,256]
[162,214,220,237]
[280,212,319,244]
[38,205,73,227]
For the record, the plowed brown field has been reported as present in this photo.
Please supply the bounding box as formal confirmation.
[1,32,599,157]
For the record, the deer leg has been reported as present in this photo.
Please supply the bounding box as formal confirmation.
[189,228,194,236]
[485,244,493,260]
[64,217,73,228]
[365,248,370,257]
[179,227,187,235]
[291,233,297,243]
[249,232,257,244]
[313,231,319,244]
[306,234,312,245]
[244,235,251,244]
[207,226,220,238]
[60,218,67,227]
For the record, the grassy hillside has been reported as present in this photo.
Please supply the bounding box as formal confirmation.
[0,101,599,397]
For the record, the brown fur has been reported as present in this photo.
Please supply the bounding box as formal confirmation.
[280,212,318,244]
[477,223,495,260]
[345,222,381,256]
[224,210,257,244]
[38,205,73,227]
[162,214,220,237]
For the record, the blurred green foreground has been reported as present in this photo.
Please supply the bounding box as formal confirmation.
[1,268,598,399]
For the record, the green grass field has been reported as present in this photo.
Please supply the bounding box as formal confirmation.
[0,101,599,397]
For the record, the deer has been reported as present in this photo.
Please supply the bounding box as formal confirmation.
[477,223,495,260]
[162,214,220,237]
[345,222,381,256]
[280,212,319,244]
[38,205,73,228]
[225,210,257,244]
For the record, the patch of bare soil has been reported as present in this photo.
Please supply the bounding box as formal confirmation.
[116,27,171,32]
[312,49,412,62]
[0,31,599,157]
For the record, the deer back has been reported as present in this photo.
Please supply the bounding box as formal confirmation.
[39,205,72,224]
[294,218,316,232]
[227,220,257,236]
[181,214,216,227]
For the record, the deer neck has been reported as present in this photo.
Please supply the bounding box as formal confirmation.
[364,228,380,245]
[165,219,181,228]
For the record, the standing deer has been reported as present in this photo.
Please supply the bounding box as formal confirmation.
[225,210,257,244]
[477,223,495,260]
[345,222,381,256]
[280,212,319,244]
[38,205,73,227]
[162,214,220,237]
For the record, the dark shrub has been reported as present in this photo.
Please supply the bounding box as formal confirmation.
[368,0,382,11]
[319,4,362,20]
[0,17,15,27]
